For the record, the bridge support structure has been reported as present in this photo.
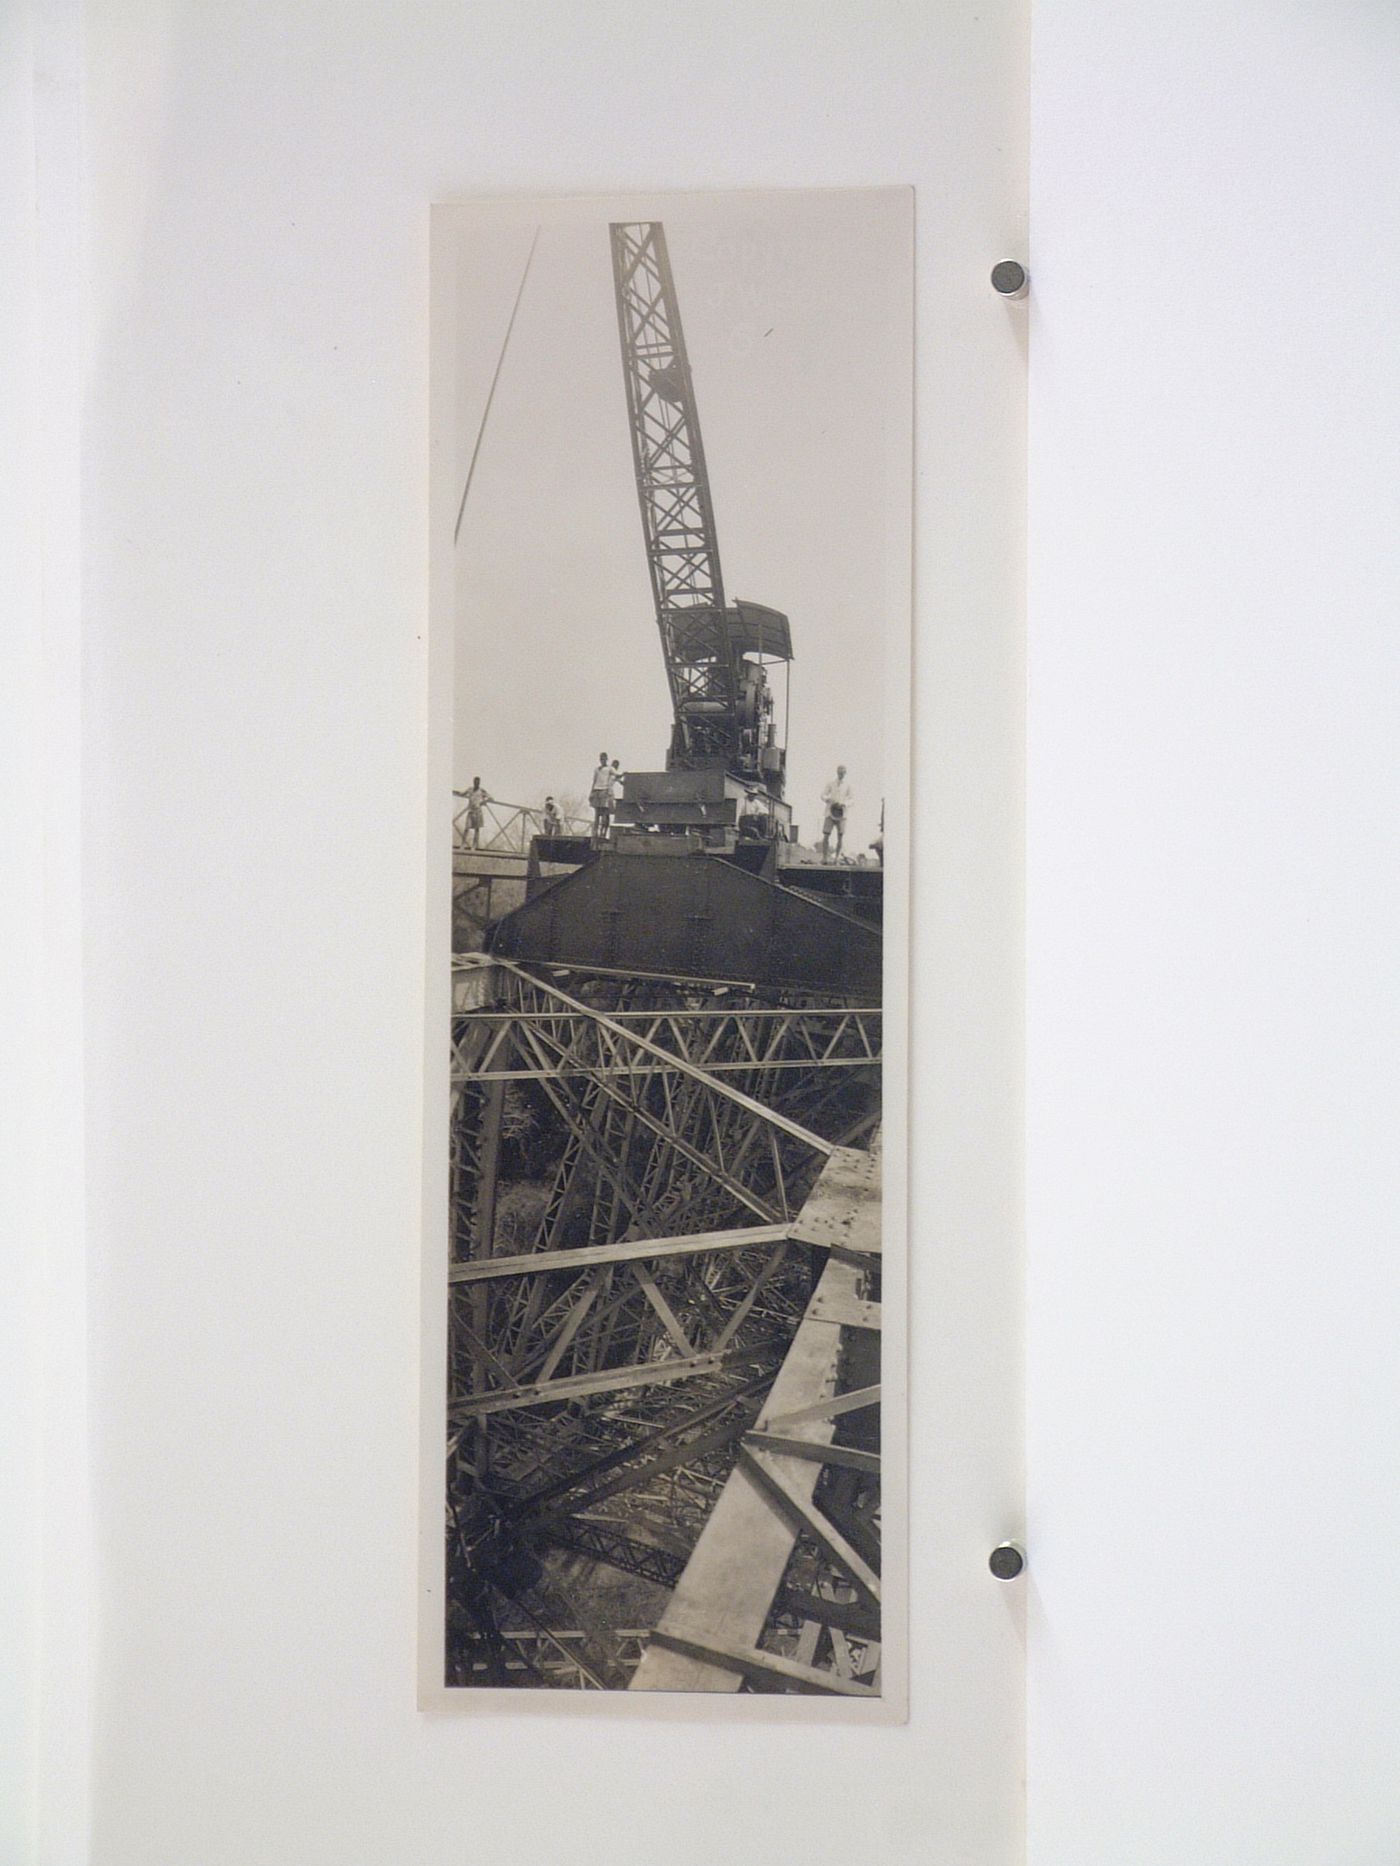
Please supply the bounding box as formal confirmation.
[445,952,883,1693]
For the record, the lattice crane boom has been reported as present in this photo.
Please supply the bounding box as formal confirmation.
[610,221,789,791]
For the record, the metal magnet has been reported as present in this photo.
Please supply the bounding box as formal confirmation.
[989,1541,1026,1580]
[990,260,1029,300]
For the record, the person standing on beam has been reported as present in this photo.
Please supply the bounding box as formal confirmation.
[589,753,613,845]
[820,765,853,863]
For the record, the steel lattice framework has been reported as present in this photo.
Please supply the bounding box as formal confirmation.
[445,954,883,1693]
[610,221,740,767]
[455,1003,883,1084]
[632,1141,884,1697]
[451,795,590,856]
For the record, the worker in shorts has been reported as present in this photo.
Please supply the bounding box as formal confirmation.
[589,753,612,844]
[820,765,852,862]
[460,775,492,850]
[541,795,563,838]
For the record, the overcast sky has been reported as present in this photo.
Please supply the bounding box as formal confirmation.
[447,188,910,853]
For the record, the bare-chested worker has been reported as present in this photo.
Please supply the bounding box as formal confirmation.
[460,775,492,850]
[820,765,853,862]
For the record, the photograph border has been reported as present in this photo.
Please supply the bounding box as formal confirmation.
[418,186,913,1719]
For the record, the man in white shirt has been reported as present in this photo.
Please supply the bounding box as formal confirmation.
[738,785,770,840]
[820,766,853,862]
[589,753,612,843]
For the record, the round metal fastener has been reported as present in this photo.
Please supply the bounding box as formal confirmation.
[990,260,1029,300]
[989,1541,1026,1580]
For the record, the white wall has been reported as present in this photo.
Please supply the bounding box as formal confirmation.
[1027,4,1400,1861]
[69,4,1026,1864]
[4,4,90,1863]
[38,2,1394,1859]
[0,13,44,1857]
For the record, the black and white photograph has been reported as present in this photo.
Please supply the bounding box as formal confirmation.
[28,2,1397,1855]
[426,189,911,1698]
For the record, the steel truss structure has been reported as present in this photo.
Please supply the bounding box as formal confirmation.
[451,798,590,952]
[610,221,737,766]
[452,795,589,856]
[446,953,883,1694]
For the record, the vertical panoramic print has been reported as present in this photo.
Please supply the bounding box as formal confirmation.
[430,189,910,1698]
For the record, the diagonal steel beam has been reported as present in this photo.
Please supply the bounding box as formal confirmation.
[496,961,835,1159]
[648,1625,878,1699]
[449,1223,788,1285]
[450,1344,780,1420]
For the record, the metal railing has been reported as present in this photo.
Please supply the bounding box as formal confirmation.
[452,794,591,855]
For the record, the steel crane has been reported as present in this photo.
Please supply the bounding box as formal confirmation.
[609,222,792,827]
